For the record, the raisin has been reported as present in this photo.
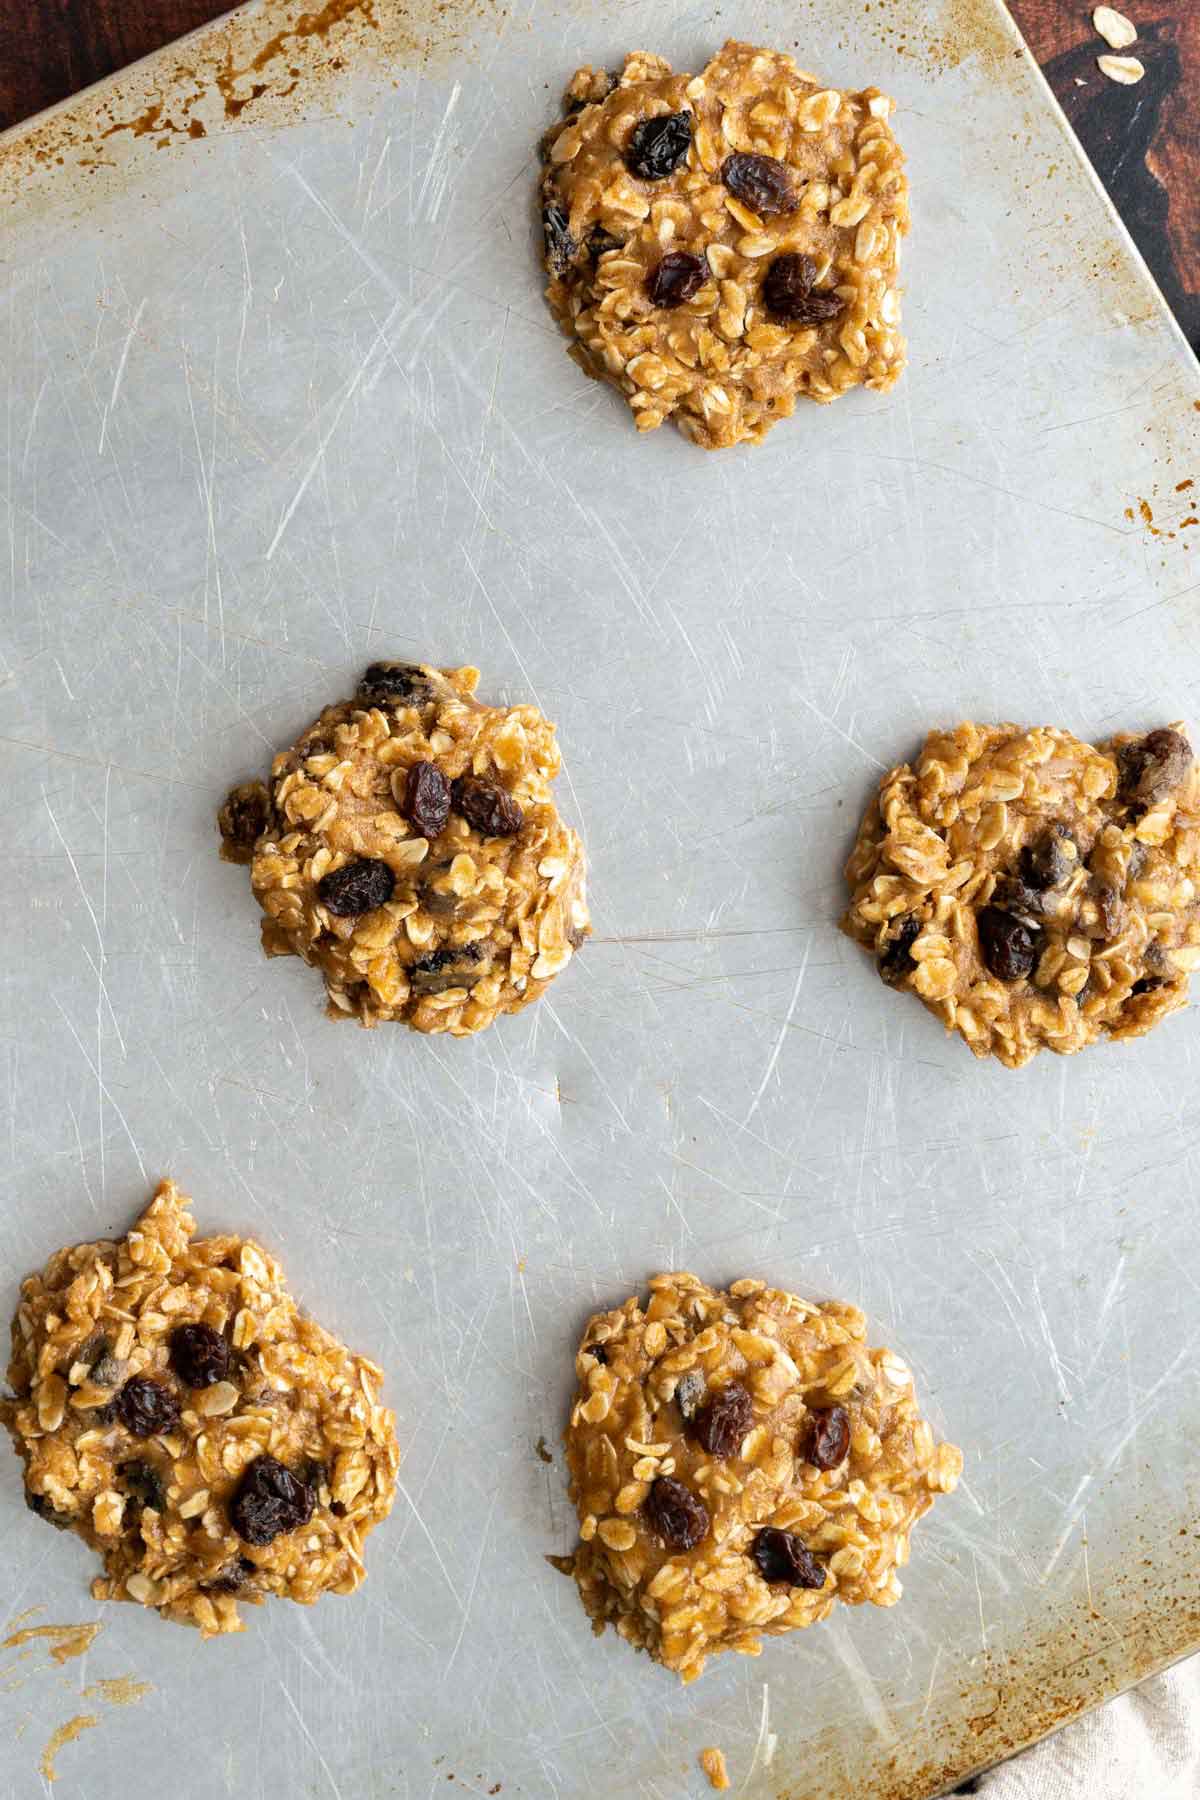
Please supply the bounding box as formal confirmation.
[403,762,452,838]
[991,874,1047,921]
[230,1455,315,1546]
[357,662,431,706]
[647,251,707,309]
[694,1382,754,1458]
[1020,825,1073,890]
[119,1460,166,1512]
[317,858,396,916]
[300,1458,329,1495]
[114,1378,181,1438]
[878,915,920,986]
[1117,728,1193,809]
[586,1342,608,1365]
[204,1556,256,1594]
[170,1322,231,1389]
[674,1369,706,1423]
[542,205,577,277]
[1096,884,1123,939]
[1131,976,1166,995]
[26,1490,72,1530]
[587,224,624,260]
[721,152,796,216]
[416,867,460,917]
[219,781,271,864]
[625,111,692,180]
[977,906,1040,981]
[751,1527,826,1588]
[762,254,843,324]
[644,1476,709,1552]
[451,776,524,838]
[805,1406,851,1471]
[409,941,485,993]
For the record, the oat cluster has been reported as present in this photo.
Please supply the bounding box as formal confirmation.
[843,721,1200,1067]
[220,662,590,1035]
[0,1180,398,1637]
[540,41,908,448]
[557,1273,960,1682]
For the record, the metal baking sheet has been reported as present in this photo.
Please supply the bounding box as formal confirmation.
[2,0,1200,1794]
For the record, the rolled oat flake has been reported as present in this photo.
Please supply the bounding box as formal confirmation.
[1097,52,1145,83]
[1092,6,1138,51]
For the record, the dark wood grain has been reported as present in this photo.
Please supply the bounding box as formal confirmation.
[1006,1,1200,354]
[0,0,1196,358]
[0,0,227,132]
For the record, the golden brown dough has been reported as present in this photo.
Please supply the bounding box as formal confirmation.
[556,1273,960,1682]
[540,41,908,447]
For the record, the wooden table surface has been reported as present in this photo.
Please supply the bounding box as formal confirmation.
[0,0,1196,360]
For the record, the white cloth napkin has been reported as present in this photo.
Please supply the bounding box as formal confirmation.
[963,1658,1200,1798]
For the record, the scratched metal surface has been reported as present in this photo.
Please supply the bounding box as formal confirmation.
[2,0,1200,1795]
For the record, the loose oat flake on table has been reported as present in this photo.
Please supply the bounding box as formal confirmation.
[219,661,590,1034]
[0,1180,399,1637]
[553,1274,960,1682]
[539,41,909,448]
[842,721,1200,1068]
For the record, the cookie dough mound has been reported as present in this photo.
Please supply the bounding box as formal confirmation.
[843,721,1200,1068]
[557,1273,960,1682]
[0,1180,398,1638]
[540,41,908,448]
[220,662,590,1034]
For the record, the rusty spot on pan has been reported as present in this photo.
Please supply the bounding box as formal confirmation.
[763,1518,1200,1799]
[0,0,506,208]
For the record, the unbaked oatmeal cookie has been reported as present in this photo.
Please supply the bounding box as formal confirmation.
[843,721,1200,1068]
[220,661,590,1034]
[554,1274,960,1682]
[540,40,908,448]
[0,1179,398,1637]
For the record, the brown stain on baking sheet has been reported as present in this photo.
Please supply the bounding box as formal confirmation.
[39,1714,100,1783]
[0,0,506,208]
[765,1519,1200,1800]
[0,1621,102,1665]
[846,0,1017,74]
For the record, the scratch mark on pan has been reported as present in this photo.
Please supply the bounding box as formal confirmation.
[51,997,147,1185]
[736,1683,771,1795]
[277,1677,344,1800]
[265,293,406,560]
[743,942,811,1125]
[270,147,401,299]
[416,81,462,222]
[791,690,887,770]
[1039,1474,1093,1583]
[443,1487,499,1678]
[393,1478,464,1612]
[97,297,146,455]
[827,1626,898,1745]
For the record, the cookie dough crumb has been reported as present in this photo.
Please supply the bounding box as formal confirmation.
[540,40,908,448]
[220,662,589,1034]
[558,1273,960,1682]
[843,721,1200,1067]
[1,1179,399,1637]
[40,1714,100,1783]
[700,1746,730,1790]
